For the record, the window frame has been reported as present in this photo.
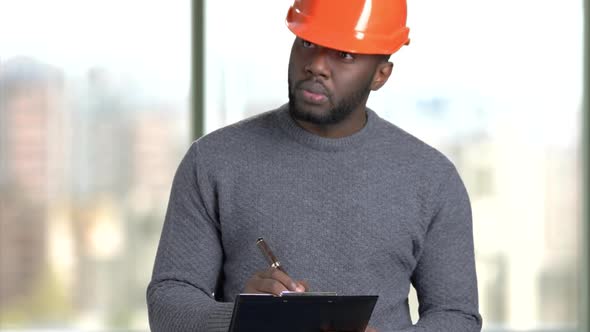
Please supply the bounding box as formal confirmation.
[582,0,589,330]
[191,0,204,140]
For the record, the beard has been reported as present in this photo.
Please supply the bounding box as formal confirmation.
[288,75,372,126]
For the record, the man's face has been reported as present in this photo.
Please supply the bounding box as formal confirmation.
[288,38,388,126]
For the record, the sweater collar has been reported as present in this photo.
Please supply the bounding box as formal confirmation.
[275,103,377,152]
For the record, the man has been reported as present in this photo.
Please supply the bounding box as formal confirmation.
[147,1,483,331]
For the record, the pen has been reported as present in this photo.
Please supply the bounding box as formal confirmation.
[256,237,287,274]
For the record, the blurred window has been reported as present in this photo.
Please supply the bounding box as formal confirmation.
[204,0,583,331]
[0,0,191,330]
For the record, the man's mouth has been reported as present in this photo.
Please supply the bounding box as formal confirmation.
[301,89,328,103]
[297,81,329,104]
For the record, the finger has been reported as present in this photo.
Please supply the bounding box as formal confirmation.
[254,276,291,295]
[260,268,300,291]
[296,280,310,292]
[244,273,283,294]
[243,270,283,294]
[243,272,263,293]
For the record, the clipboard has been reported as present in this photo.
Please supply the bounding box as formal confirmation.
[228,293,378,332]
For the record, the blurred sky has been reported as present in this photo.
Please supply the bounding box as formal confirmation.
[0,0,583,142]
[0,0,192,100]
[204,0,583,146]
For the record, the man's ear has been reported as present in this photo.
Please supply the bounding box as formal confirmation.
[371,62,393,91]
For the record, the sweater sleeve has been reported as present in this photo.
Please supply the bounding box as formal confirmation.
[401,167,483,332]
[147,143,234,332]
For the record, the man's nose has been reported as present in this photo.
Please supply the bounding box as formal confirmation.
[304,48,330,79]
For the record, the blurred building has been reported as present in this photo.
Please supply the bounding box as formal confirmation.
[0,57,65,311]
[61,68,186,327]
[407,95,580,328]
[453,123,579,328]
[127,107,186,321]
[0,58,187,328]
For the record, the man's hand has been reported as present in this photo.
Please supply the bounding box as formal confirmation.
[243,268,308,295]
[245,271,372,331]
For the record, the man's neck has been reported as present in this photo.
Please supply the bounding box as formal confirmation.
[292,108,368,138]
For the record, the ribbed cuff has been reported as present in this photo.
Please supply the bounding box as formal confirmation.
[205,301,235,332]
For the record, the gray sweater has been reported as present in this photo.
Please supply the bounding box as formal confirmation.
[147,105,482,332]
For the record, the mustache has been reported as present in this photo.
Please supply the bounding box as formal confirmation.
[294,79,330,97]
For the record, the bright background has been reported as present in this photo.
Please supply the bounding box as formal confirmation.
[0,0,191,329]
[0,0,585,331]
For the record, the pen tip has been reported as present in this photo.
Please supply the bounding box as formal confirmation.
[256,237,264,243]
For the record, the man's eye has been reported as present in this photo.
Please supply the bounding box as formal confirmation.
[339,52,354,60]
[302,40,315,48]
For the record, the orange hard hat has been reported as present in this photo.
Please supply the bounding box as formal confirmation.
[286,0,410,55]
